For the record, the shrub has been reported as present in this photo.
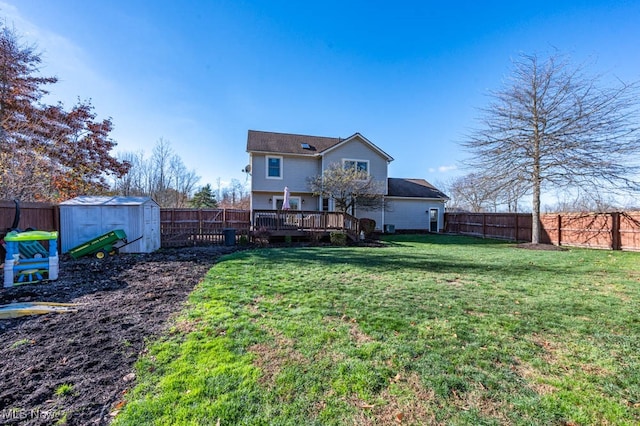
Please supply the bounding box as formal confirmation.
[330,231,347,246]
[253,227,271,247]
[359,218,376,236]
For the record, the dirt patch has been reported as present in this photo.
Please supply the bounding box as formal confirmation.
[351,372,437,426]
[0,246,238,425]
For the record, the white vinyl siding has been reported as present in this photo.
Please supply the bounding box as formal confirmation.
[250,192,317,210]
[342,159,369,174]
[252,154,321,192]
[273,196,301,210]
[384,198,446,231]
[323,137,388,194]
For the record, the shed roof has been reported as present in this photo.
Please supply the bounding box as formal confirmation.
[59,196,158,206]
[387,178,449,200]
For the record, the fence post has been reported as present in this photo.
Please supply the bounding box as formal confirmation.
[611,212,621,250]
[514,213,519,242]
[170,209,175,241]
[482,214,487,238]
[557,214,562,246]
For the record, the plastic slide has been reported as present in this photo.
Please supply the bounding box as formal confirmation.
[0,302,79,319]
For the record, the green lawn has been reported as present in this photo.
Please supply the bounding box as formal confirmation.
[113,234,640,425]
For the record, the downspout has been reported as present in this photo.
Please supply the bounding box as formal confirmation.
[248,153,253,226]
[382,176,387,230]
[10,199,20,231]
[320,153,324,211]
[382,162,390,231]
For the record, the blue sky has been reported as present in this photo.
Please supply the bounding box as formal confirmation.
[3,1,640,191]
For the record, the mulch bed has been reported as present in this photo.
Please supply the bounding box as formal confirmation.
[0,246,238,425]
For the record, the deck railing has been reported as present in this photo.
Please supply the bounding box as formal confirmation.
[252,210,359,237]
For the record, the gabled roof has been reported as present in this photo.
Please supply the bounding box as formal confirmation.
[387,178,449,200]
[246,130,394,162]
[247,130,342,155]
[321,132,394,162]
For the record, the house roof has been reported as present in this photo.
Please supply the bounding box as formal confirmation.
[321,132,394,162]
[247,130,342,155]
[246,130,394,161]
[387,178,449,200]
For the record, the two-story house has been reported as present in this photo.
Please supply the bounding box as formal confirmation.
[246,130,448,232]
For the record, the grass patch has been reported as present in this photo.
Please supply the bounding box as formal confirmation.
[55,412,68,425]
[9,338,32,349]
[114,234,640,425]
[54,383,75,398]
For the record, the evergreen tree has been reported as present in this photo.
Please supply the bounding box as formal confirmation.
[190,184,218,208]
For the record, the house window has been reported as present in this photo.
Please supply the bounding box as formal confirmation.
[343,159,369,174]
[274,196,300,210]
[266,156,282,179]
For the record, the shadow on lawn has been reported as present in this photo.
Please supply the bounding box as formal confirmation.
[254,235,575,277]
[379,233,506,246]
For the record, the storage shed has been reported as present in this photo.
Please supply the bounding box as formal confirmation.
[59,196,160,254]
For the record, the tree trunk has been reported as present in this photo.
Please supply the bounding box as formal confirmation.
[532,179,541,244]
[532,113,541,244]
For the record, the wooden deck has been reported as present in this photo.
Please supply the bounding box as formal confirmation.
[252,210,359,240]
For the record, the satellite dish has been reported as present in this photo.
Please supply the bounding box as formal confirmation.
[242,164,251,174]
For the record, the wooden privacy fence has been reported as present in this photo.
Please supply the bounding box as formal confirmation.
[445,211,640,251]
[0,200,59,237]
[4,200,639,251]
[540,212,640,251]
[1,201,250,249]
[160,208,251,247]
[445,213,532,243]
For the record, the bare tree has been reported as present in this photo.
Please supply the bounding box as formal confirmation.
[169,155,199,207]
[112,139,200,207]
[443,173,497,212]
[219,179,250,209]
[216,177,222,203]
[149,138,173,205]
[464,52,640,243]
[112,151,146,196]
[498,176,529,213]
[545,188,618,213]
[307,162,385,214]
